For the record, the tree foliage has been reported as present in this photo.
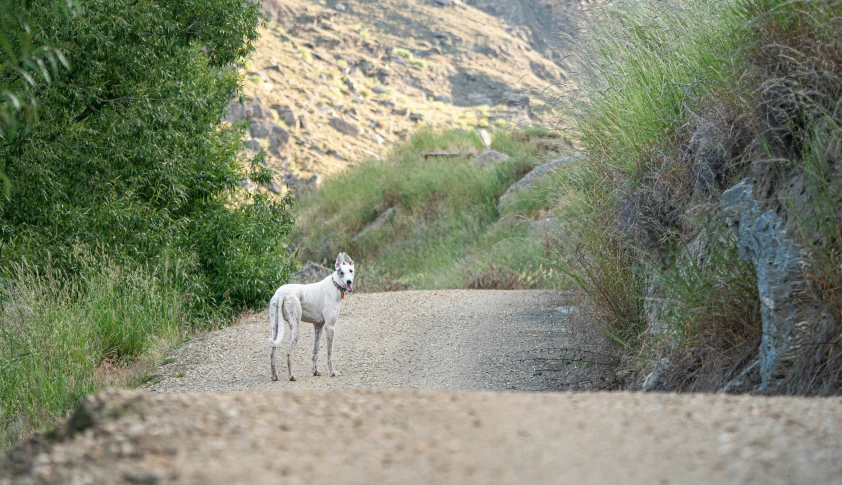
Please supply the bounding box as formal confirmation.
[0,0,295,311]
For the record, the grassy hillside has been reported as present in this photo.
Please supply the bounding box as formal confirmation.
[294,129,572,291]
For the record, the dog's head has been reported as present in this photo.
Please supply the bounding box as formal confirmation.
[335,252,355,292]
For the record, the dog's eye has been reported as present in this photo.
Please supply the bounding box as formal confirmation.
[349,269,353,273]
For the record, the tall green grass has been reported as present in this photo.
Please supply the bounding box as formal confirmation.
[557,0,748,345]
[558,0,842,392]
[294,129,565,290]
[0,254,188,448]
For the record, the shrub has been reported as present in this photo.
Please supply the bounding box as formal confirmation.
[0,0,294,311]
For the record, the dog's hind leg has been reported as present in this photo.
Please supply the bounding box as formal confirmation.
[312,324,324,376]
[283,297,302,382]
[268,295,285,382]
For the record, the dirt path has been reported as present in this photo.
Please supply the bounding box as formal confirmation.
[4,389,841,484]
[150,290,591,393]
[4,290,842,484]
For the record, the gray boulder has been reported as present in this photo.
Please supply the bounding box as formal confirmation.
[642,358,671,392]
[497,156,578,213]
[272,105,297,128]
[269,131,290,156]
[720,178,832,392]
[352,207,396,242]
[249,121,285,138]
[225,100,247,122]
[288,262,334,285]
[466,92,493,106]
[329,117,362,137]
[473,148,510,168]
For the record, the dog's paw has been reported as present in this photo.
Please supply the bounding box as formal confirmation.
[313,370,322,376]
[289,375,297,382]
[271,374,279,382]
[330,371,341,377]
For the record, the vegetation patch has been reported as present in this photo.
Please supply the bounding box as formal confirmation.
[294,129,569,291]
[0,0,295,447]
[557,0,842,393]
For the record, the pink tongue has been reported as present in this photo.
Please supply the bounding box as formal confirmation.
[346,283,353,292]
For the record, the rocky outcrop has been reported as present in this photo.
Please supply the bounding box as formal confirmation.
[720,178,833,392]
[473,149,510,167]
[329,117,363,137]
[497,155,578,213]
[641,358,671,392]
[352,207,396,242]
[289,261,334,284]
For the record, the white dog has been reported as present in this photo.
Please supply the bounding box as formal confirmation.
[268,252,355,381]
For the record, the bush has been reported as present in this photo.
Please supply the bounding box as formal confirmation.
[0,0,295,311]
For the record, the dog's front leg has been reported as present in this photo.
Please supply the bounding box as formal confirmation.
[312,324,324,376]
[325,323,340,377]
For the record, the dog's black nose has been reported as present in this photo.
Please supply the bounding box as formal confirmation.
[346,280,352,285]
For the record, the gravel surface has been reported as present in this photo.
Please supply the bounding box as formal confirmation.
[4,389,842,484]
[150,290,590,393]
[4,290,841,484]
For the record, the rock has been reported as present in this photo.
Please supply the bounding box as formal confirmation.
[249,121,286,138]
[434,95,451,103]
[466,92,493,106]
[246,102,270,119]
[435,0,452,5]
[719,178,828,392]
[243,139,263,154]
[329,117,363,137]
[289,262,333,285]
[409,113,424,123]
[334,3,346,12]
[374,69,392,85]
[368,133,385,144]
[372,85,390,95]
[263,182,285,195]
[352,207,397,242]
[478,129,492,148]
[503,91,530,109]
[642,358,671,392]
[473,148,510,168]
[643,270,669,335]
[392,107,409,117]
[272,105,297,128]
[225,100,246,122]
[496,155,577,213]
[344,77,358,93]
[269,130,290,156]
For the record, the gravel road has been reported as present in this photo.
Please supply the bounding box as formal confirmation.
[149,290,595,393]
[3,290,842,484]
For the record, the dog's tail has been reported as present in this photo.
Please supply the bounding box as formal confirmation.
[268,294,286,348]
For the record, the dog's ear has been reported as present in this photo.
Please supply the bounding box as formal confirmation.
[343,253,354,266]
[335,253,345,270]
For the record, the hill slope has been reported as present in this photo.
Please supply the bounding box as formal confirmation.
[235,0,584,191]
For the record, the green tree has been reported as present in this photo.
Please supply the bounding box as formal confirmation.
[0,0,72,194]
[0,0,295,310]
